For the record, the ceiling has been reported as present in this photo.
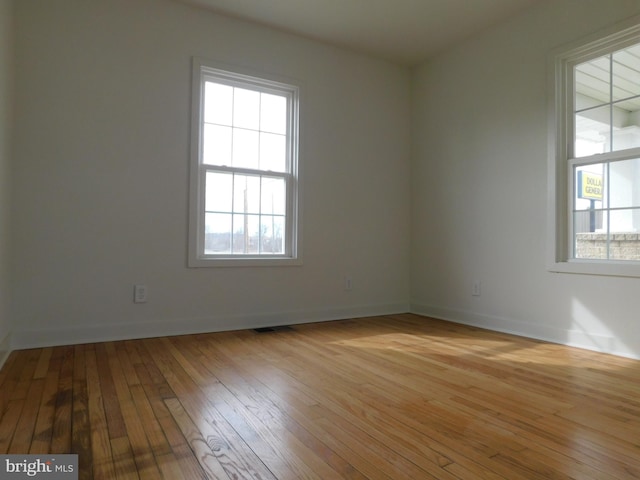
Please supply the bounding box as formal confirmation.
[176,0,543,66]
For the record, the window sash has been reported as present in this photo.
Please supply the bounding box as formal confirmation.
[568,154,640,260]
[197,165,293,259]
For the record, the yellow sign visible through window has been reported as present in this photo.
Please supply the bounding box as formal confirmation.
[578,171,603,201]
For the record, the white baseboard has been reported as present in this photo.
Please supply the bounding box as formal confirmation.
[410,302,639,360]
[8,302,637,359]
[10,303,410,350]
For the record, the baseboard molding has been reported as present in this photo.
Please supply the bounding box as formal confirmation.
[410,302,639,360]
[10,302,410,350]
[8,302,638,359]
[0,329,11,371]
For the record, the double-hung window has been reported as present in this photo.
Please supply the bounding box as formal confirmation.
[549,19,640,276]
[189,59,301,267]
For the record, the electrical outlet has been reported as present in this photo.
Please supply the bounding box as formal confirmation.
[134,284,148,303]
[472,281,481,297]
[345,276,353,291]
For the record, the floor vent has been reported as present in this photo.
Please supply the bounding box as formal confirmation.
[253,325,294,333]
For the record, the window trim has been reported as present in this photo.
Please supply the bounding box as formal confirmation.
[188,58,302,267]
[547,16,640,277]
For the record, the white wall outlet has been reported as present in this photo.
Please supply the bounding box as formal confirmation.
[472,281,481,297]
[345,276,353,291]
[134,284,148,303]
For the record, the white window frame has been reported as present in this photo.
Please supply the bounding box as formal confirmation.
[548,16,640,277]
[188,58,302,267]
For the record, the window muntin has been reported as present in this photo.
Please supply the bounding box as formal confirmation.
[189,60,300,266]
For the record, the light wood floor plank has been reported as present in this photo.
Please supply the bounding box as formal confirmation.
[164,397,232,480]
[85,345,117,480]
[7,378,44,453]
[50,346,74,454]
[72,345,92,480]
[105,342,163,480]
[29,350,62,454]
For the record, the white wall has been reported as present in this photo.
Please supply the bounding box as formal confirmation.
[411,0,640,359]
[0,0,13,365]
[12,0,639,359]
[11,0,411,347]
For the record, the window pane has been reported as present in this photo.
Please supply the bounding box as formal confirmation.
[260,93,287,134]
[233,175,260,214]
[260,132,287,172]
[205,213,231,254]
[573,209,606,234]
[610,208,640,232]
[573,208,603,237]
[232,128,259,169]
[609,234,640,260]
[611,106,640,151]
[609,210,640,260]
[612,46,640,151]
[205,171,232,212]
[612,47,640,101]
[261,215,285,254]
[204,82,233,126]
[574,164,604,252]
[574,234,607,259]
[575,106,611,157]
[574,211,606,259]
[233,87,260,130]
[575,164,605,211]
[261,177,286,215]
[610,158,640,208]
[249,214,261,253]
[203,124,232,166]
[234,214,260,254]
[575,57,610,109]
[232,213,245,253]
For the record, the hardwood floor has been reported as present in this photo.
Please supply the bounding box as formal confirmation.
[0,313,639,479]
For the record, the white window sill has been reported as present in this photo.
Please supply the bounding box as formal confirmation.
[188,256,303,268]
[548,259,640,278]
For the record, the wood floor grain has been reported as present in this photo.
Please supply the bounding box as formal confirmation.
[0,313,639,479]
